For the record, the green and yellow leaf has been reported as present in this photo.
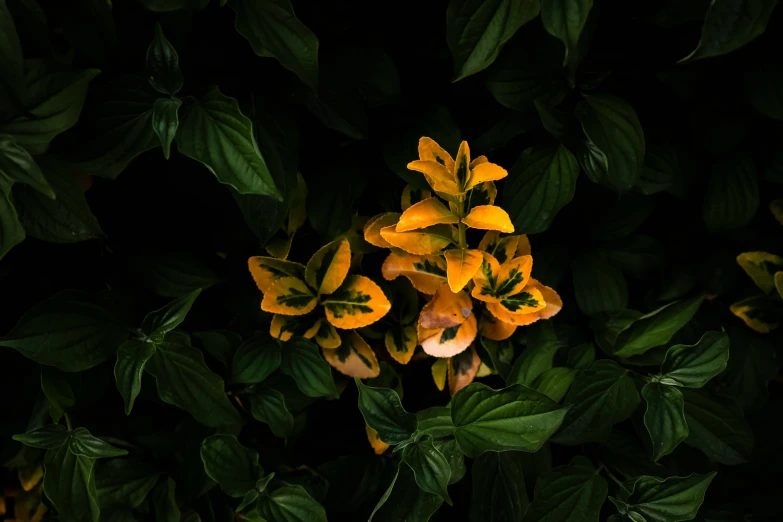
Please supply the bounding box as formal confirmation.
[322,330,380,379]
[499,287,546,314]
[248,257,306,293]
[401,184,433,211]
[322,275,391,329]
[736,252,783,294]
[495,255,533,297]
[396,197,459,232]
[466,181,497,211]
[366,424,390,455]
[313,319,342,349]
[471,252,501,304]
[770,199,783,226]
[306,238,351,295]
[407,160,461,195]
[270,314,320,341]
[418,137,455,172]
[478,231,519,265]
[465,161,507,191]
[444,248,483,292]
[462,205,515,232]
[393,278,420,325]
[432,358,448,391]
[448,346,480,396]
[730,296,782,333]
[385,324,417,364]
[265,234,294,260]
[478,312,517,341]
[364,212,401,249]
[380,224,453,255]
[528,278,563,321]
[261,276,317,316]
[420,284,473,328]
[419,313,477,358]
[381,252,448,294]
[454,140,471,190]
[486,279,561,326]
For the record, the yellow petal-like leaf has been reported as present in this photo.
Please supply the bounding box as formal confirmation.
[463,205,515,233]
[385,324,417,364]
[470,156,488,168]
[454,140,471,190]
[444,248,483,292]
[366,424,390,455]
[495,255,533,297]
[418,137,455,172]
[736,252,783,294]
[485,278,562,328]
[420,284,473,329]
[465,161,507,191]
[364,212,401,248]
[323,330,380,379]
[407,160,461,195]
[265,234,294,260]
[478,231,519,265]
[382,252,448,294]
[486,302,540,327]
[515,234,531,256]
[420,313,477,358]
[306,238,351,295]
[471,252,501,303]
[248,257,306,293]
[478,312,517,341]
[396,197,459,232]
[432,358,448,391]
[380,224,453,255]
[314,319,342,349]
[499,287,546,314]
[448,346,480,396]
[260,276,317,316]
[528,278,563,321]
[322,275,391,329]
[270,314,319,341]
[730,296,781,333]
[401,184,434,211]
[466,181,497,209]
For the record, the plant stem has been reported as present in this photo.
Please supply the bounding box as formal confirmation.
[457,196,467,249]
[64,413,73,431]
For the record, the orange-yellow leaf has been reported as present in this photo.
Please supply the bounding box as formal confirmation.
[470,156,488,168]
[313,319,342,349]
[463,205,515,233]
[465,161,507,191]
[261,277,317,316]
[448,346,480,396]
[478,312,517,341]
[515,234,531,256]
[322,331,380,379]
[499,287,546,314]
[478,231,518,265]
[487,302,539,327]
[418,137,455,172]
[486,278,562,328]
[471,252,501,303]
[380,224,453,255]
[729,297,780,333]
[366,425,390,455]
[248,257,306,293]
[432,358,448,391]
[396,197,459,232]
[401,184,433,211]
[382,252,448,294]
[736,252,783,294]
[364,213,400,248]
[529,278,563,321]
[420,284,473,328]
[444,248,483,292]
[466,181,497,209]
[454,140,471,189]
[495,255,533,297]
[384,324,417,364]
[419,313,477,358]
[305,238,351,295]
[406,160,461,195]
[270,314,319,341]
[322,275,391,329]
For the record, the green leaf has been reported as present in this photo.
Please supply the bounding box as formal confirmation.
[13,157,103,243]
[152,477,181,522]
[141,288,201,343]
[503,144,579,235]
[69,427,128,458]
[255,485,327,522]
[279,338,338,398]
[451,382,569,457]
[447,0,540,81]
[576,94,645,193]
[237,489,259,513]
[370,463,443,522]
[0,0,24,100]
[2,62,100,155]
[702,157,759,231]
[402,437,452,505]
[721,328,778,408]
[146,23,183,95]
[13,424,69,449]
[250,387,295,438]
[356,378,417,445]
[43,443,101,522]
[194,329,242,367]
[41,365,76,423]
[233,0,319,91]
[679,0,778,62]
[433,438,466,485]
[200,434,262,497]
[0,180,24,258]
[114,339,157,415]
[152,97,181,160]
[129,250,222,298]
[95,458,159,509]
[523,456,607,522]
[507,321,560,386]
[477,336,514,380]
[746,62,783,120]
[136,0,208,11]
[612,296,704,358]
[176,87,280,199]
[553,360,640,445]
[485,61,567,113]
[658,331,729,388]
[470,451,528,522]
[681,388,753,465]
[145,341,243,427]
[532,367,578,402]
[566,343,595,370]
[642,383,688,461]
[572,251,628,316]
[0,134,53,197]
[0,291,128,371]
[232,332,282,384]
[416,406,456,439]
[610,473,716,522]
[540,0,594,69]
